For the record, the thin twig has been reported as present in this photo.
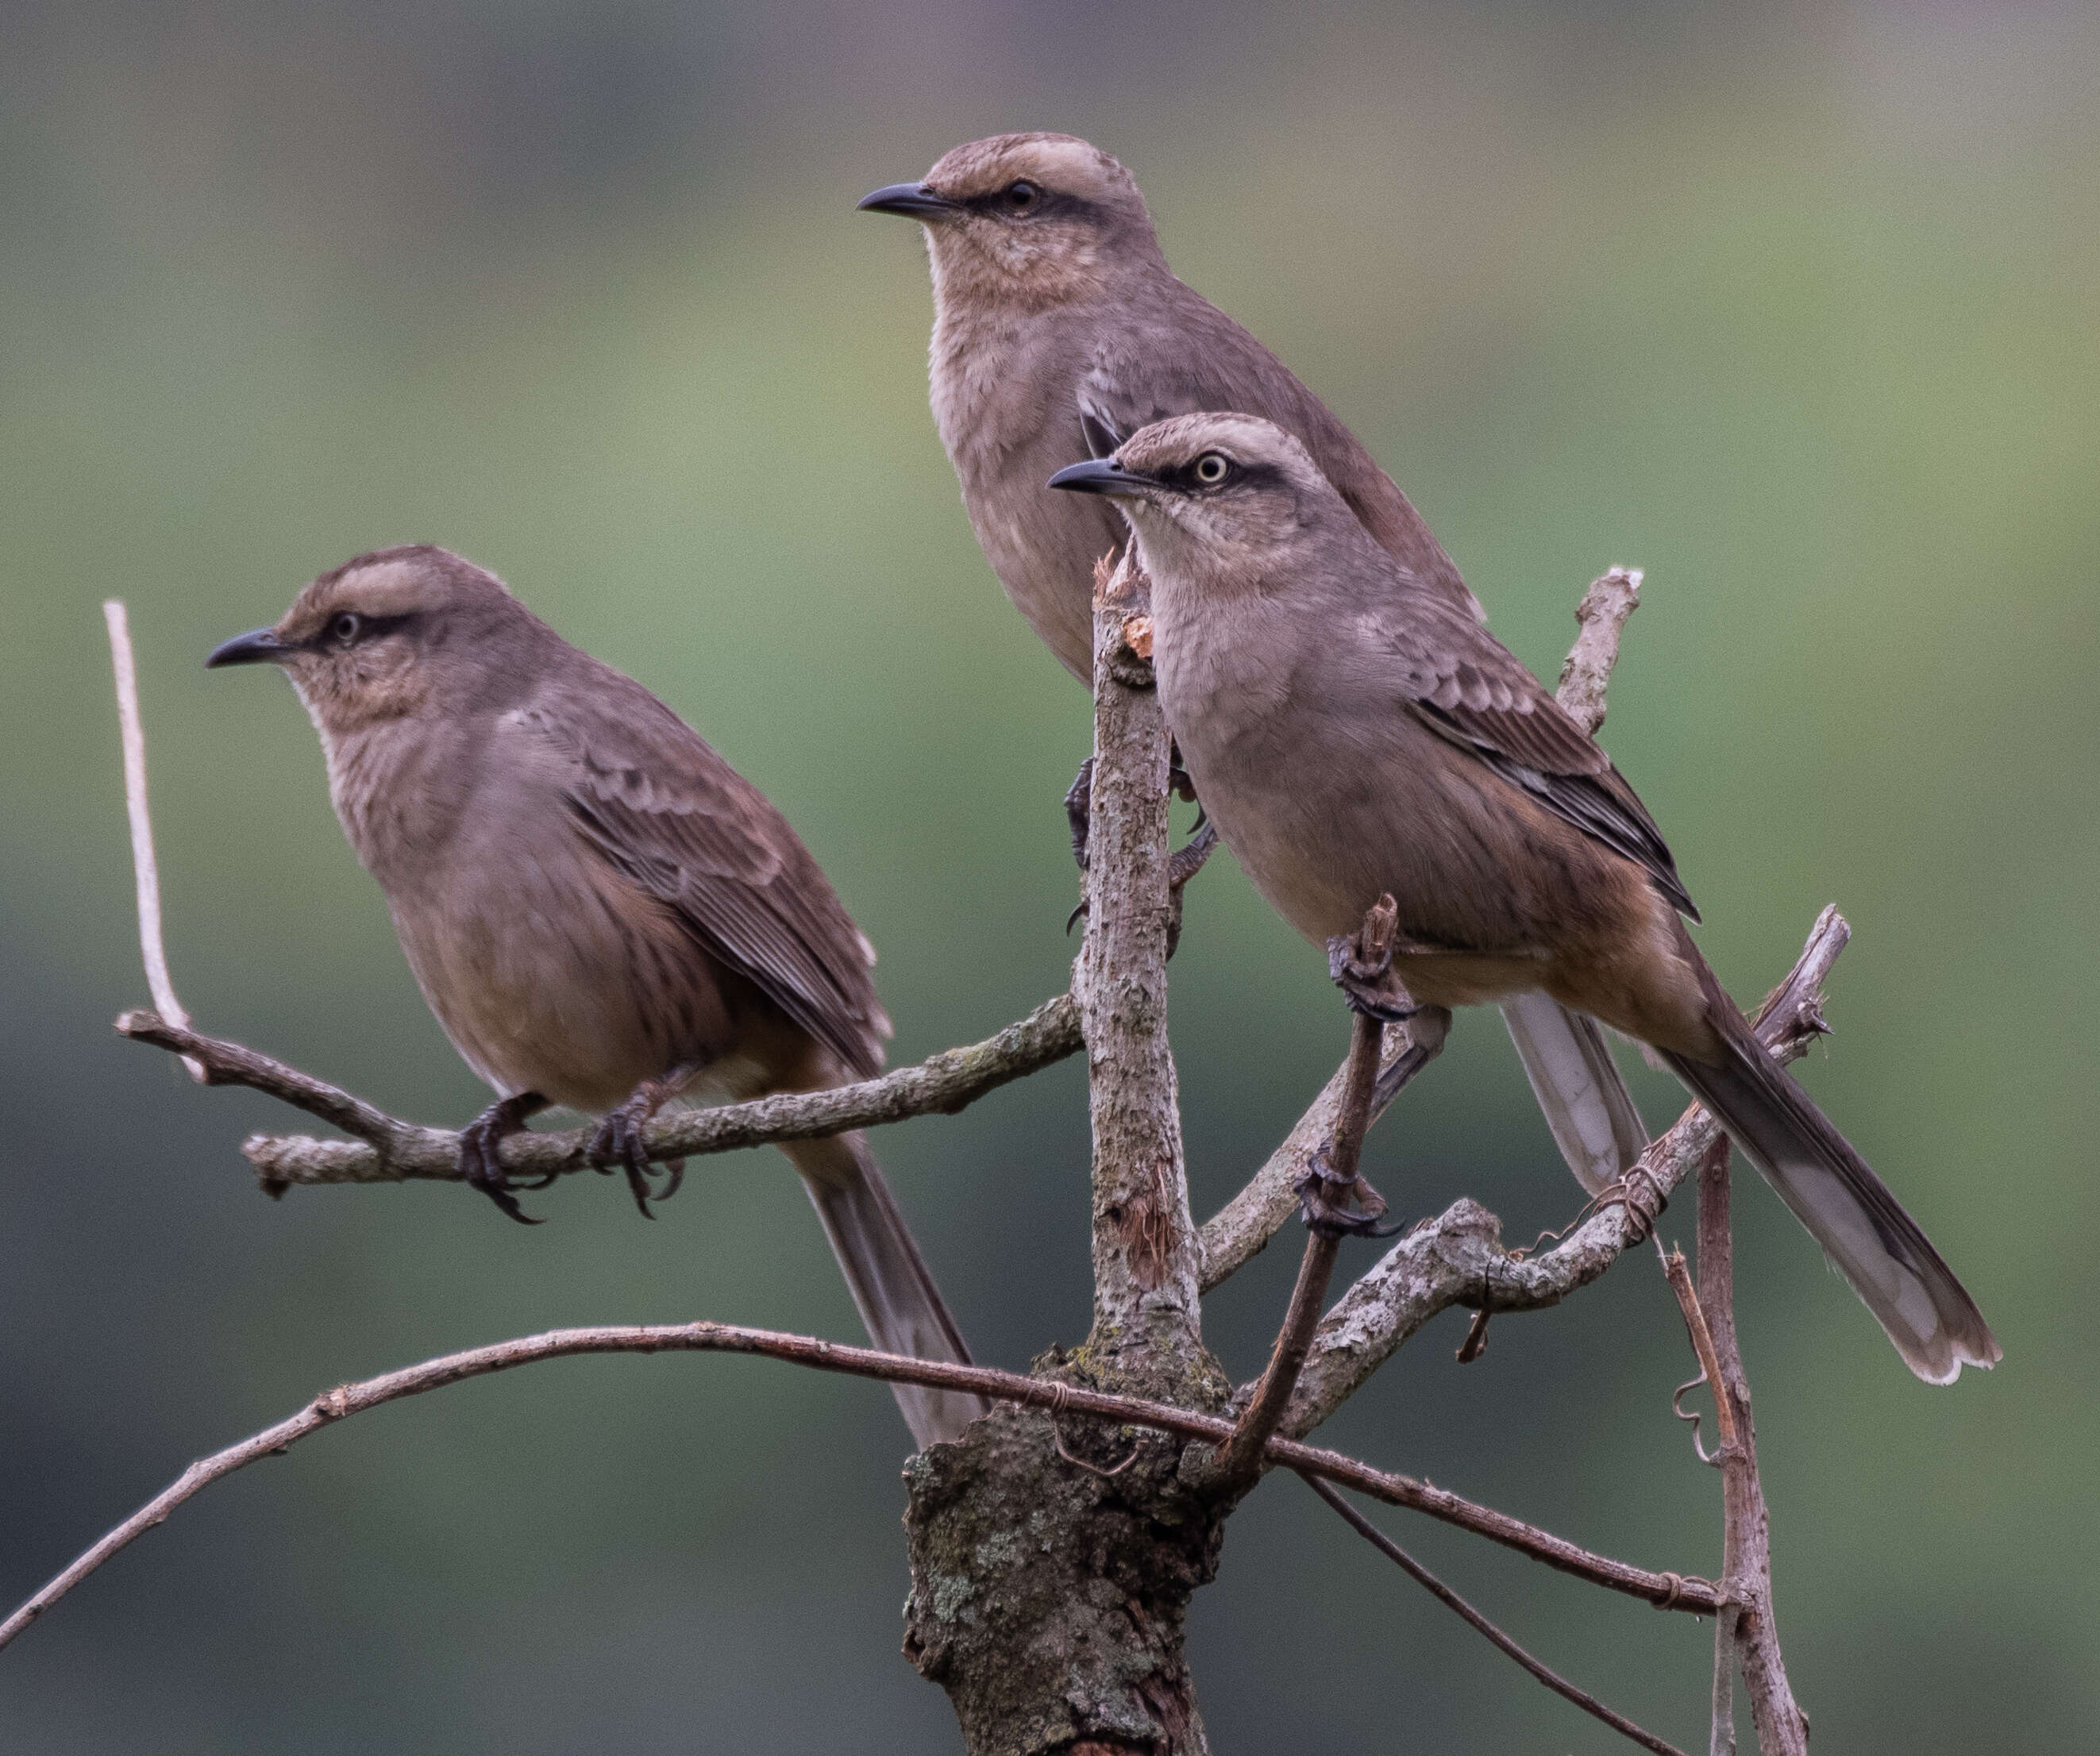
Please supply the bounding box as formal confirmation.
[118,994,1081,1192]
[0,1316,1723,1654]
[1711,1603,1737,1756]
[1302,1473,1687,1756]
[105,603,203,1082]
[1663,1247,1738,1457]
[1196,1016,1438,1290]
[1198,905,1393,1496]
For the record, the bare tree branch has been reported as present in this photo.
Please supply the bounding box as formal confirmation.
[1699,1143,1810,1754]
[0,1315,1726,1654]
[1302,1474,1687,1756]
[1556,566,1643,737]
[118,995,1081,1192]
[1281,907,1850,1438]
[1078,552,1202,1354]
[105,602,204,1082]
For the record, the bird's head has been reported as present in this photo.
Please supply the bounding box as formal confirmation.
[1048,413,1352,584]
[207,545,542,738]
[858,133,1161,309]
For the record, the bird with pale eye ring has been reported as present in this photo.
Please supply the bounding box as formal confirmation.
[206,543,989,1448]
[860,129,1653,1201]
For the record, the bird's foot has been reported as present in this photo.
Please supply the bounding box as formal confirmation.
[589,1071,694,1218]
[1168,815,1218,890]
[1064,759,1218,954]
[1293,1144,1405,1239]
[1065,757,1096,872]
[459,1092,553,1225]
[1327,895,1417,1022]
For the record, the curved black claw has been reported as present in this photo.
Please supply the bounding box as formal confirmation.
[1167,749,1199,806]
[589,1106,662,1219]
[589,1084,692,1220]
[460,1092,552,1226]
[1168,818,1220,891]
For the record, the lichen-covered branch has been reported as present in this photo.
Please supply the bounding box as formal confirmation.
[1078,552,1202,1362]
[1281,908,1851,1438]
[118,995,1080,1192]
[1556,566,1643,737]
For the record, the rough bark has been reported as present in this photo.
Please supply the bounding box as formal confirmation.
[904,553,1228,1754]
[1076,556,1204,1369]
[903,1384,1228,1756]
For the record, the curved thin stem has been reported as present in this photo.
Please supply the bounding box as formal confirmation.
[0,1317,1720,1654]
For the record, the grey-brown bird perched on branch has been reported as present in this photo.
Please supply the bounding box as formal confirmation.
[1050,416,1999,1383]
[860,131,1649,1197]
[207,545,988,1445]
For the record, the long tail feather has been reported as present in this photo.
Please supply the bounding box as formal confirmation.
[1500,993,1648,1196]
[784,1131,991,1446]
[1662,1012,1998,1384]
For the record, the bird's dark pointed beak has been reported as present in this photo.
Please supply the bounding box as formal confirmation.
[1048,457,1155,499]
[857,181,960,221]
[206,627,295,668]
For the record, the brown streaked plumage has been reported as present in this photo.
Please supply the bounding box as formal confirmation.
[206,544,988,1446]
[861,131,1648,1196]
[1051,417,1999,1385]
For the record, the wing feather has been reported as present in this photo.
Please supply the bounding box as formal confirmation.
[516,690,889,1080]
[1381,607,1699,919]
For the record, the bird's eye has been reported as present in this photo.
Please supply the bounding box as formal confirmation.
[329,612,363,645]
[1193,452,1231,486]
[1004,179,1040,212]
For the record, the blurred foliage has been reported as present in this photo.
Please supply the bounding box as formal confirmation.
[2,2,2095,1750]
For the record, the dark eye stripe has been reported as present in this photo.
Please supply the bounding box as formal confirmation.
[315,611,414,649]
[961,187,1096,224]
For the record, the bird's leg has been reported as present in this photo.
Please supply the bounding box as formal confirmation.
[1066,749,1219,952]
[1326,898,1422,1023]
[459,1092,553,1225]
[1301,896,1422,1237]
[589,1065,699,1218]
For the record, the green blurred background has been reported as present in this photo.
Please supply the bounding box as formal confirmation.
[3,2,2094,1749]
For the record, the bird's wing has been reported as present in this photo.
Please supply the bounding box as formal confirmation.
[514,684,890,1080]
[1379,607,1700,919]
